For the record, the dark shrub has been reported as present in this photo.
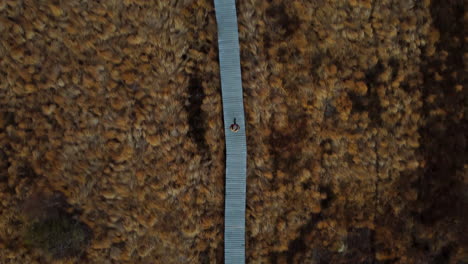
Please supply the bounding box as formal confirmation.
[24,212,91,259]
[21,192,91,259]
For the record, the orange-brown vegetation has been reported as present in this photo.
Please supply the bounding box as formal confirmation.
[0,0,466,263]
